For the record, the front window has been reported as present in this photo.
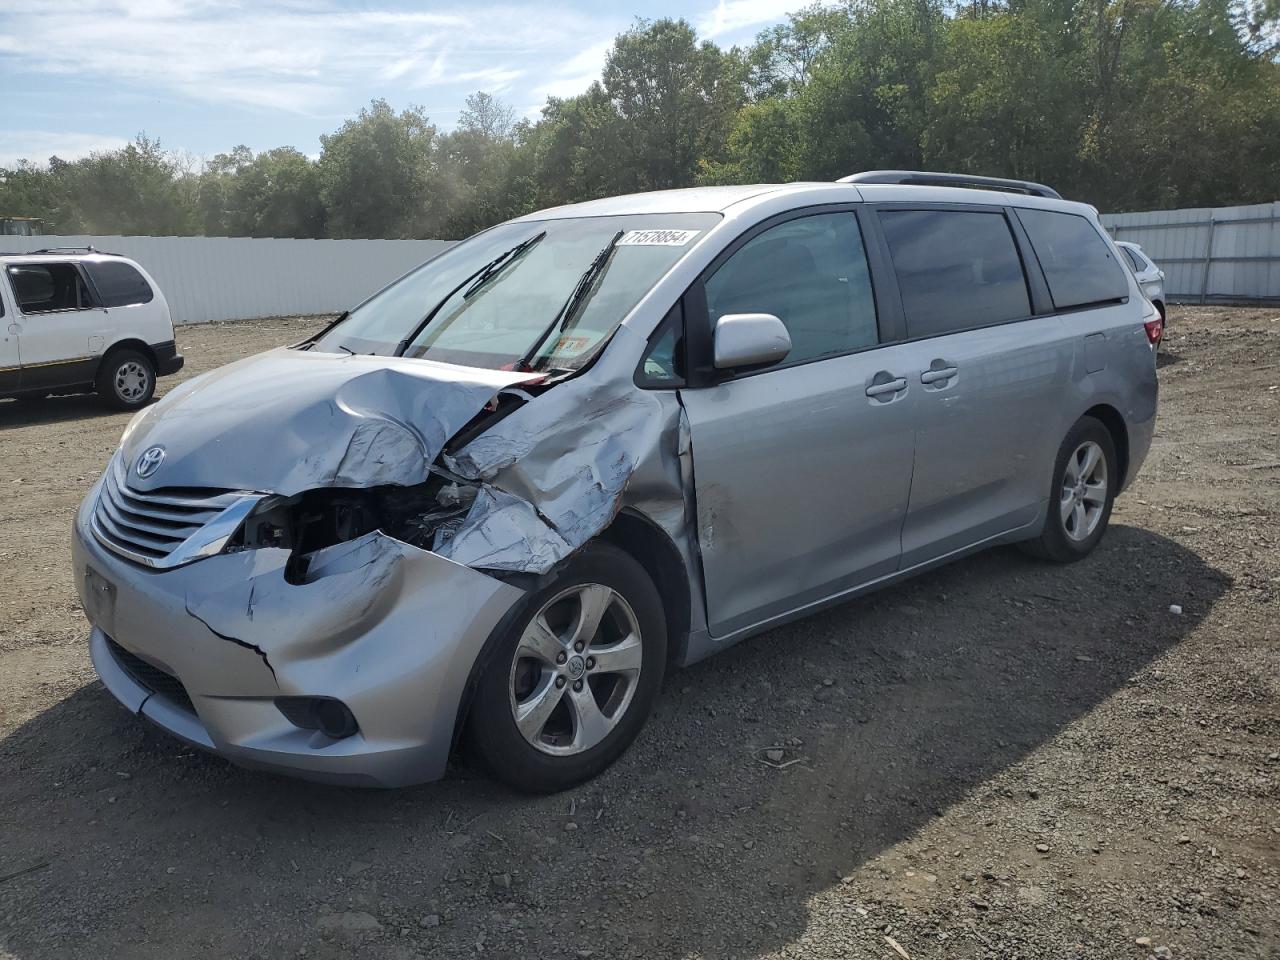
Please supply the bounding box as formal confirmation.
[311,213,719,372]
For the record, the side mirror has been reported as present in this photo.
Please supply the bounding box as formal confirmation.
[712,313,792,370]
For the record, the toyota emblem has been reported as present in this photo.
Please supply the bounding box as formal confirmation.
[135,446,166,479]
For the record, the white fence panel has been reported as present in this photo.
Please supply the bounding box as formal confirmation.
[0,235,455,325]
[7,205,1276,324]
[1101,202,1280,303]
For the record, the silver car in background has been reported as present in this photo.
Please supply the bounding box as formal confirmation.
[1116,240,1167,324]
[73,171,1160,792]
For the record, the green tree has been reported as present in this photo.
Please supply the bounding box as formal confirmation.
[318,99,438,238]
[22,136,197,235]
[601,18,747,191]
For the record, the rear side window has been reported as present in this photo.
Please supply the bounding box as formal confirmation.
[879,209,1030,338]
[8,263,96,313]
[1017,209,1128,309]
[85,260,154,307]
[704,212,878,365]
[1120,247,1143,273]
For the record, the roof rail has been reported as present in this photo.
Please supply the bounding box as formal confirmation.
[0,245,123,258]
[838,170,1062,200]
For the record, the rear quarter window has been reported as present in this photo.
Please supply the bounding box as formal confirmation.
[1017,209,1128,310]
[84,260,154,307]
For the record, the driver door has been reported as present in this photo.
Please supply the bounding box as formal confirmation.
[678,209,918,638]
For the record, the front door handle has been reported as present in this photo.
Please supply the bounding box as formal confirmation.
[920,366,958,384]
[865,377,908,397]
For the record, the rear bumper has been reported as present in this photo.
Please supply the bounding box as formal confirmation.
[73,476,524,787]
[153,340,184,376]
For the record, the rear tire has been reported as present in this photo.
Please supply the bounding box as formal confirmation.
[96,349,156,410]
[1020,416,1117,563]
[467,542,667,793]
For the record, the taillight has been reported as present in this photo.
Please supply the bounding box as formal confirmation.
[1144,317,1164,345]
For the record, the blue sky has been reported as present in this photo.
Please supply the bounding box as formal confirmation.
[0,0,802,166]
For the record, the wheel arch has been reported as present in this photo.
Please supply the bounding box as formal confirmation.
[98,338,158,374]
[598,508,691,667]
[1082,403,1130,488]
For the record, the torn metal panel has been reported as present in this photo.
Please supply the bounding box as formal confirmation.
[435,487,572,573]
[120,347,536,496]
[439,326,671,574]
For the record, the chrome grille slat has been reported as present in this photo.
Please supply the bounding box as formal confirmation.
[95,506,181,552]
[105,470,222,524]
[118,482,243,510]
[91,456,260,569]
[94,521,169,559]
[98,493,200,542]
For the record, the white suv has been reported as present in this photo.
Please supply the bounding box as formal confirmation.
[0,247,183,409]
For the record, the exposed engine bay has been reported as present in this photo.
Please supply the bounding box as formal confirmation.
[229,470,481,582]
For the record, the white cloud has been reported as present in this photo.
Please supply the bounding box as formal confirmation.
[0,0,617,117]
[0,131,131,166]
[521,39,613,116]
[697,0,807,38]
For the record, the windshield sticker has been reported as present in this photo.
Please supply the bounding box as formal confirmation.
[617,229,701,247]
[552,334,593,356]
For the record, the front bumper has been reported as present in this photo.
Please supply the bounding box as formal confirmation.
[73,478,524,787]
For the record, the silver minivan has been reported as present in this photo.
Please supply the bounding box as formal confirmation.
[73,172,1160,792]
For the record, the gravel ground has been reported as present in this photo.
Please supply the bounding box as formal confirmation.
[0,307,1276,960]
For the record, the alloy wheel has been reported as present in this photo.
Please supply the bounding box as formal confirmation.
[508,583,644,757]
[114,361,151,403]
[1060,439,1108,541]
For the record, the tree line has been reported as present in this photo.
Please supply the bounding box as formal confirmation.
[3,0,1277,240]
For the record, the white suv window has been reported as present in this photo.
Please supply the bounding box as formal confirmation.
[85,260,154,307]
[9,263,96,313]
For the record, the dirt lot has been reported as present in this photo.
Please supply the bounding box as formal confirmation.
[0,307,1276,960]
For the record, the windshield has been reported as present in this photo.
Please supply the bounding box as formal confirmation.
[311,213,720,371]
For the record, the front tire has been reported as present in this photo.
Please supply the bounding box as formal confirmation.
[467,542,667,793]
[1020,416,1117,563]
[96,349,156,410]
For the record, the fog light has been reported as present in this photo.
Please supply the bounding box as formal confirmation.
[275,696,359,740]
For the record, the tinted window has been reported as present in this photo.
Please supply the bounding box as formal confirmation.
[1017,209,1128,309]
[85,260,154,307]
[704,212,878,365]
[879,209,1030,337]
[8,263,95,313]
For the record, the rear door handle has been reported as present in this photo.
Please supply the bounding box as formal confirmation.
[865,377,907,397]
[920,366,958,384]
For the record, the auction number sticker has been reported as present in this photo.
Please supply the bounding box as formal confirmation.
[618,229,701,246]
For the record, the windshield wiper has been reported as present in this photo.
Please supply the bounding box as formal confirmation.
[393,231,546,358]
[516,229,624,372]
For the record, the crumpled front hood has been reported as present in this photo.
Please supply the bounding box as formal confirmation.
[121,348,536,495]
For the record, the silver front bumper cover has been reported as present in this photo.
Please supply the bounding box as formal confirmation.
[74,478,524,787]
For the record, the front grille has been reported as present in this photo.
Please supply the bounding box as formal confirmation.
[92,461,242,566]
[105,635,195,714]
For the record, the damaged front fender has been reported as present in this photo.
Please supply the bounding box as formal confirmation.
[439,326,673,574]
